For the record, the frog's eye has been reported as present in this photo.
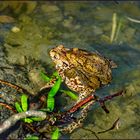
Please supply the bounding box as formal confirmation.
[53,53,60,59]
[50,51,59,60]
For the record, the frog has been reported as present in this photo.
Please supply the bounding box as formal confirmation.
[49,45,117,133]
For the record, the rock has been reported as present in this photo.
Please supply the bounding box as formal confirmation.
[11,26,20,33]
[0,15,15,23]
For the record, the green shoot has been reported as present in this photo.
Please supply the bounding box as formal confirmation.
[46,75,62,112]
[21,94,28,112]
[60,90,78,100]
[47,97,55,112]
[110,13,117,43]
[48,76,62,98]
[15,102,23,113]
[30,117,45,121]
[51,128,60,140]
[24,118,33,123]
[114,18,123,41]
[15,94,43,123]
[52,71,60,79]
[40,71,51,82]
[24,135,39,140]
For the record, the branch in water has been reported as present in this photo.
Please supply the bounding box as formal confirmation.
[97,118,120,134]
[0,79,33,95]
[0,110,47,134]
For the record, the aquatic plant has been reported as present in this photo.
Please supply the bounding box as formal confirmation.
[110,13,117,43]
[15,94,44,123]
[24,135,39,140]
[0,71,125,139]
[51,128,60,140]
[60,90,78,100]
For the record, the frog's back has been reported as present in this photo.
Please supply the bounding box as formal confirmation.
[67,48,113,87]
[50,45,116,96]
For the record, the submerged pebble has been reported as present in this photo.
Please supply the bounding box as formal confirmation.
[11,26,20,33]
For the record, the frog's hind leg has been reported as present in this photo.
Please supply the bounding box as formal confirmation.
[60,91,94,133]
[75,86,95,103]
[60,99,94,133]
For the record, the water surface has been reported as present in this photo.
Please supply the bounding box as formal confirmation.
[0,1,140,139]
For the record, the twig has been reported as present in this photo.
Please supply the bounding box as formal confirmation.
[127,16,140,23]
[98,118,120,134]
[0,110,47,134]
[97,90,124,113]
[67,90,124,114]
[68,95,95,114]
[0,79,32,95]
[0,90,125,134]
[23,123,38,133]
[98,90,124,103]
[0,102,16,113]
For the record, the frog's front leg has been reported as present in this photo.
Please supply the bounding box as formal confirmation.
[40,78,57,91]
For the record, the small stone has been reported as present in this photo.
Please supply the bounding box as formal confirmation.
[11,26,20,33]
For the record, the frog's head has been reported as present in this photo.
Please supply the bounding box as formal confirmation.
[49,45,70,70]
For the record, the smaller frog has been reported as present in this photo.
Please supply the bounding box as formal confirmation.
[49,45,116,133]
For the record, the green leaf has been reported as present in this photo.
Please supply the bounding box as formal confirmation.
[52,71,59,78]
[21,94,28,112]
[39,108,49,112]
[51,128,60,140]
[15,102,23,113]
[40,71,51,82]
[24,118,33,123]
[48,76,62,98]
[60,90,78,100]
[24,135,39,140]
[30,117,45,121]
[47,97,55,112]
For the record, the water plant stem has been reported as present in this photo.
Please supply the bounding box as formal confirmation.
[110,13,117,43]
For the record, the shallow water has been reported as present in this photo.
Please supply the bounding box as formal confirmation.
[0,1,140,139]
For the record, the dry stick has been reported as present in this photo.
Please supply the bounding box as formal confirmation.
[0,79,32,94]
[23,123,38,133]
[0,102,41,134]
[97,117,120,134]
[68,94,95,114]
[0,90,124,134]
[67,90,124,115]
[0,102,16,113]
[59,90,124,126]
[98,90,124,105]
[97,90,124,113]
[0,110,47,134]
[127,16,140,23]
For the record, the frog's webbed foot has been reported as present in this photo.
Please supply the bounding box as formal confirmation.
[60,100,94,133]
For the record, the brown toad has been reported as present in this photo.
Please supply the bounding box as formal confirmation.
[49,45,116,133]
[50,45,116,101]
